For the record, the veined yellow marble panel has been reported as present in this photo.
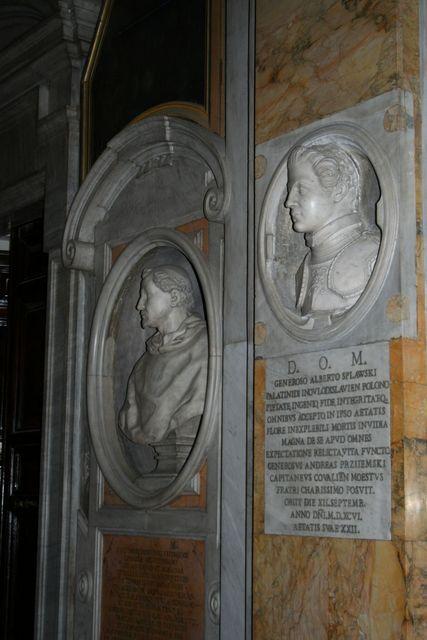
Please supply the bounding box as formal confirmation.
[404,440,427,541]
[254,359,410,639]
[404,542,427,640]
[254,355,426,637]
[253,536,407,639]
[254,1,425,637]
[256,0,400,143]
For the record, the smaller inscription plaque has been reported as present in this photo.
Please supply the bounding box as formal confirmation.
[101,536,205,640]
[264,342,391,539]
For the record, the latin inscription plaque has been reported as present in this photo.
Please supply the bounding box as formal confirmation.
[265,342,391,539]
[101,535,205,639]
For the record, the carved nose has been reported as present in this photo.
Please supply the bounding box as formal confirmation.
[285,187,296,208]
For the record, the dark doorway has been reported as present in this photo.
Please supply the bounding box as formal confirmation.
[0,213,48,639]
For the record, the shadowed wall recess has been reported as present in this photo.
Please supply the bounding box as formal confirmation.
[0,214,47,639]
[82,0,211,173]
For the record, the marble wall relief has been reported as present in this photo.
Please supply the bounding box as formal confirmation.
[87,228,220,509]
[119,263,207,472]
[258,126,398,342]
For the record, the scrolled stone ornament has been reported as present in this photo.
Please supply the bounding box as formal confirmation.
[208,582,220,624]
[64,239,76,265]
[77,570,93,603]
[203,182,225,221]
[63,239,95,272]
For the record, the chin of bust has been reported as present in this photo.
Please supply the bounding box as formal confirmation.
[127,428,148,445]
[127,425,168,446]
[119,419,148,445]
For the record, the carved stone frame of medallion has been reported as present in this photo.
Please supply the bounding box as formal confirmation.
[258,122,399,343]
[62,116,227,508]
[88,227,221,508]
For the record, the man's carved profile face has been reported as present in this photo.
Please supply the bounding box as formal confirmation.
[136,274,173,329]
[285,158,336,234]
[284,142,370,237]
[136,265,194,332]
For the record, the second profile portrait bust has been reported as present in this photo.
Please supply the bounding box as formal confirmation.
[119,264,207,447]
[118,262,208,477]
[86,229,221,508]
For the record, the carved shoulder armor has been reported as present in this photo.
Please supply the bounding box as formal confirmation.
[328,231,380,298]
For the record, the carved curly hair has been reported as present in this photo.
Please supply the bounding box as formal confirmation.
[288,142,380,217]
[142,265,194,310]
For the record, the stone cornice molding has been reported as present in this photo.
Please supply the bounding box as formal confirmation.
[38,105,79,142]
[0,1,100,85]
[0,170,45,220]
[0,44,71,111]
[0,87,38,136]
[63,116,228,272]
[0,17,64,83]
[59,0,102,62]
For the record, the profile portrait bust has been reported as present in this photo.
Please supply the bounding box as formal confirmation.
[119,264,208,452]
[285,141,381,318]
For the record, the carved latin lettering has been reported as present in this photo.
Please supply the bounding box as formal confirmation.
[264,343,391,540]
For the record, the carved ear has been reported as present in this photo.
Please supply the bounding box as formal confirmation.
[332,181,348,203]
[170,289,180,307]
